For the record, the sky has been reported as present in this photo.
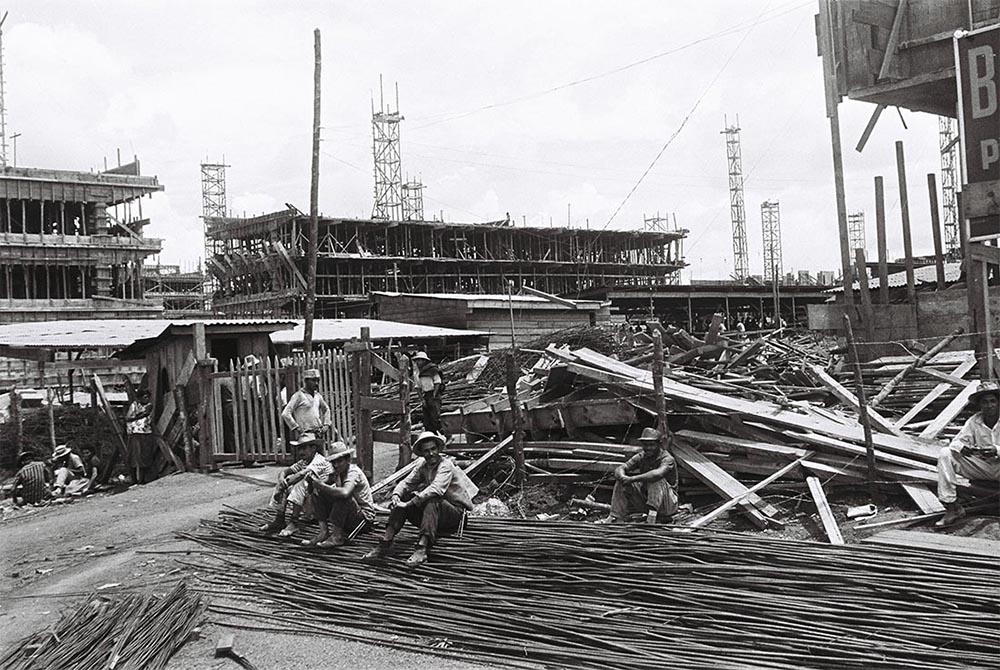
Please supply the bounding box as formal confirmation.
[3,0,951,281]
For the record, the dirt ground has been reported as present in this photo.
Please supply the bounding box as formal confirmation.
[0,446,498,670]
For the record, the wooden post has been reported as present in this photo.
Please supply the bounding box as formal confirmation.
[505,349,525,487]
[196,361,216,471]
[397,353,412,470]
[842,313,879,503]
[350,327,374,480]
[829,105,857,316]
[46,385,56,449]
[854,249,876,342]
[90,378,98,411]
[193,322,207,360]
[652,331,667,438]
[895,141,917,308]
[304,28,322,354]
[874,176,889,305]
[869,327,965,408]
[174,385,194,470]
[926,173,946,290]
[9,389,21,454]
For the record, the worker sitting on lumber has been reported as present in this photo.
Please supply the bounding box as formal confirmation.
[600,427,678,524]
[936,381,1000,527]
[412,352,444,433]
[259,433,333,537]
[302,441,375,548]
[362,431,477,567]
[51,444,89,497]
[10,451,51,506]
[281,368,337,442]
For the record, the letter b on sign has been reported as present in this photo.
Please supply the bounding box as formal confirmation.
[969,45,997,119]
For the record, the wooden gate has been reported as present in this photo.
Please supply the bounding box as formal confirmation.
[208,350,354,465]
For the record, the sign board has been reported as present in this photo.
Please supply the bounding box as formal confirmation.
[955,25,1000,228]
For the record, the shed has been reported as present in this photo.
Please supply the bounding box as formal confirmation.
[270,318,489,360]
[372,291,611,350]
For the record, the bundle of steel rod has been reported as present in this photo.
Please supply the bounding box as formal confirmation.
[0,581,205,670]
[178,509,998,670]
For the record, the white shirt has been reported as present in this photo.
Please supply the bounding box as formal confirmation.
[949,413,1000,457]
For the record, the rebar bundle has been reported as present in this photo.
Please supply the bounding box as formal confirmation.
[181,509,999,670]
[1,581,205,670]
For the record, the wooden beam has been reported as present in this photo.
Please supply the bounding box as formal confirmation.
[895,141,917,308]
[370,352,400,382]
[520,284,580,309]
[877,0,909,81]
[806,476,844,544]
[806,364,902,436]
[900,483,945,514]
[868,327,965,408]
[927,173,946,290]
[895,357,977,428]
[970,242,1000,266]
[918,382,979,439]
[912,366,971,387]
[875,176,890,305]
[854,104,886,153]
[465,435,513,477]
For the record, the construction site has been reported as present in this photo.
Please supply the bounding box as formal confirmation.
[1,2,999,669]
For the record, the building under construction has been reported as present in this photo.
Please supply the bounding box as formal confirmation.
[142,263,210,316]
[206,208,687,317]
[0,162,164,323]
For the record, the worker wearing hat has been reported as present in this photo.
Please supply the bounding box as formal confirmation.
[362,431,478,567]
[259,432,333,537]
[411,352,444,433]
[303,441,375,548]
[51,443,87,497]
[281,368,336,442]
[600,427,678,525]
[936,380,1000,527]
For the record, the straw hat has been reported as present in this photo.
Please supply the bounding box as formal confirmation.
[413,431,446,454]
[326,441,354,462]
[637,427,661,442]
[303,368,321,380]
[969,380,1000,406]
[52,444,72,459]
[412,351,430,362]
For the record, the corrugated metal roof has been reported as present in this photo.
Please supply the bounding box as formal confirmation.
[372,291,604,308]
[0,318,294,349]
[271,319,489,344]
[826,262,963,293]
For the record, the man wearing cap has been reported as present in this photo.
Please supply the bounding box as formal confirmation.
[303,441,375,548]
[11,451,51,505]
[412,352,444,433]
[600,427,678,524]
[362,431,477,567]
[281,368,335,442]
[936,381,1000,527]
[259,433,333,537]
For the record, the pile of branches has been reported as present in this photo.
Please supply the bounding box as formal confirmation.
[0,582,205,670]
[181,509,999,670]
[0,405,119,470]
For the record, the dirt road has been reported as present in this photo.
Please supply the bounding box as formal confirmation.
[0,468,495,669]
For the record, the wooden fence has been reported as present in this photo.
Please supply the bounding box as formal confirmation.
[208,350,354,464]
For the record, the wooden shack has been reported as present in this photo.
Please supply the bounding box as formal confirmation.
[372,291,610,350]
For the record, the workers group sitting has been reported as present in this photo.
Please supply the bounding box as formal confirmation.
[10,443,102,506]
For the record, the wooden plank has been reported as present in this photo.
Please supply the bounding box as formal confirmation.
[154,434,185,473]
[806,476,844,544]
[912,366,971,387]
[92,374,129,483]
[465,435,513,477]
[895,358,977,428]
[370,352,400,382]
[359,395,403,413]
[370,459,420,495]
[782,431,936,481]
[540,458,622,474]
[154,354,198,437]
[918,382,979,439]
[863,530,1000,558]
[900,483,945,514]
[806,364,902,436]
[672,441,777,529]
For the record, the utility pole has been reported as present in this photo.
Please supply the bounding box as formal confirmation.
[304,28,321,353]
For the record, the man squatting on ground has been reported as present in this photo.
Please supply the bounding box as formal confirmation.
[281,368,337,442]
[936,381,1000,527]
[601,427,678,524]
[302,440,375,548]
[363,431,478,567]
[259,433,333,537]
[11,451,52,505]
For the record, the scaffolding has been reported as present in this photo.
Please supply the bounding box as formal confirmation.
[200,162,228,303]
[760,200,782,283]
[938,116,960,257]
[847,211,865,255]
[402,178,425,221]
[205,211,688,317]
[372,79,403,221]
[722,117,749,282]
[0,12,9,167]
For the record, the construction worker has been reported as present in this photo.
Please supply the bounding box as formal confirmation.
[303,441,375,548]
[411,352,444,433]
[281,368,335,442]
[362,431,477,567]
[258,433,332,537]
[600,427,678,524]
[10,451,51,505]
[936,381,1000,527]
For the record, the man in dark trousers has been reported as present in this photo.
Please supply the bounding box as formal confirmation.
[11,451,51,505]
[362,431,477,567]
[411,352,444,433]
[936,381,1000,527]
[600,427,678,524]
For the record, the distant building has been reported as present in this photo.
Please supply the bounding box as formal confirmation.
[143,263,210,316]
[0,161,164,323]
